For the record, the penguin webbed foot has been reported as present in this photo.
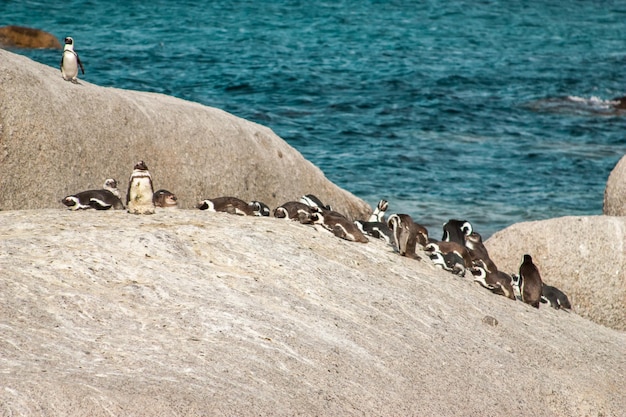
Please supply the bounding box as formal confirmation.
[404,252,421,261]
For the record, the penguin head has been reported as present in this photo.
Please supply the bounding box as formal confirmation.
[64,37,74,45]
[511,273,522,287]
[273,207,288,218]
[297,211,313,224]
[461,221,473,236]
[369,199,389,222]
[522,254,533,264]
[133,160,149,171]
[310,212,325,224]
[466,232,483,244]
[104,178,118,189]
[153,190,178,207]
[429,251,445,264]
[473,258,487,268]
[61,196,78,207]
[423,242,439,254]
[197,199,214,211]
[469,265,487,279]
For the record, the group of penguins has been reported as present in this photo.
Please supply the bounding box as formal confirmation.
[62,161,571,311]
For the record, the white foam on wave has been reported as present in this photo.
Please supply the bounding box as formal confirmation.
[566,95,616,108]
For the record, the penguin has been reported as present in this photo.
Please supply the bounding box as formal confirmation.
[464,232,498,273]
[300,194,332,211]
[387,214,428,259]
[250,200,271,216]
[518,254,543,308]
[541,284,572,310]
[153,189,178,208]
[60,36,84,83]
[197,196,267,216]
[492,269,516,300]
[441,219,473,246]
[103,178,122,199]
[354,220,393,244]
[61,189,124,211]
[510,273,522,300]
[126,160,155,215]
[198,196,248,214]
[351,199,392,243]
[470,264,499,292]
[470,261,516,300]
[427,249,457,274]
[424,241,472,276]
[273,201,314,224]
[424,242,467,276]
[368,199,389,222]
[310,207,368,243]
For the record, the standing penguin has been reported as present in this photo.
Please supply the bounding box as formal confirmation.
[518,254,543,308]
[60,36,84,83]
[126,161,155,215]
[387,214,428,259]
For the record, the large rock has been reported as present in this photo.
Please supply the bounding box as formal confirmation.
[0,209,624,416]
[486,215,626,331]
[0,49,370,220]
[0,25,61,49]
[604,154,626,216]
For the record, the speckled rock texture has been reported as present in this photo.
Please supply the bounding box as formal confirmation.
[0,26,61,49]
[1,209,624,416]
[486,215,626,331]
[0,49,370,220]
[604,154,626,216]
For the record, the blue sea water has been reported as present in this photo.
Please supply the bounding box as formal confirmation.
[3,0,626,237]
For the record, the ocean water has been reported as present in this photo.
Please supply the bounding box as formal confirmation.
[3,0,626,237]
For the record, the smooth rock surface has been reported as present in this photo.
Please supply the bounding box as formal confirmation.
[0,49,370,220]
[604,154,626,216]
[486,215,626,331]
[0,25,61,49]
[0,209,624,416]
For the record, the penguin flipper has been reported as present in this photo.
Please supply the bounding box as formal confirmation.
[77,56,85,74]
[89,198,112,210]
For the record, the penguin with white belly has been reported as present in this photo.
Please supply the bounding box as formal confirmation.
[60,36,85,83]
[126,161,155,215]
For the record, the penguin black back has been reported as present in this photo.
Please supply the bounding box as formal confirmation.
[61,189,124,210]
[519,254,543,308]
[273,201,314,223]
[442,219,473,245]
[541,284,572,310]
